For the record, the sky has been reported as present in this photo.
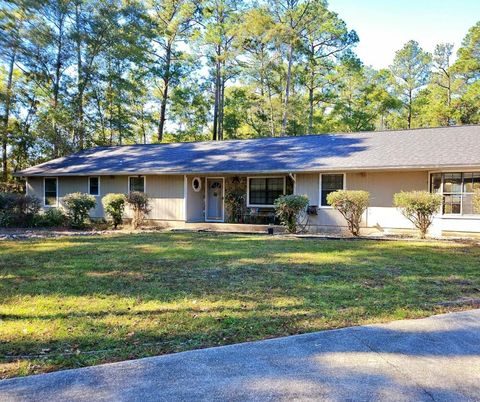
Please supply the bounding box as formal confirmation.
[329,0,480,69]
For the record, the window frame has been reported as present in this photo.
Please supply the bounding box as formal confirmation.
[88,176,100,196]
[319,173,346,208]
[429,170,480,217]
[128,176,146,194]
[246,176,286,208]
[43,177,58,207]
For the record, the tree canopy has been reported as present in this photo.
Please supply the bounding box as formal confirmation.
[0,0,479,182]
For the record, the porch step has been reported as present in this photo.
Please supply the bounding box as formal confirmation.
[177,222,285,234]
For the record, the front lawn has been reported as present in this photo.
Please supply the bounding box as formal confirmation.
[1,232,479,378]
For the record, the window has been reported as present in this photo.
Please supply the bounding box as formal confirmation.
[129,176,145,193]
[320,174,344,206]
[430,172,480,215]
[248,177,285,206]
[44,178,58,206]
[192,177,202,192]
[89,177,100,196]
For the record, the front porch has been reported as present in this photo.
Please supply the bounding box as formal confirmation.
[184,174,295,225]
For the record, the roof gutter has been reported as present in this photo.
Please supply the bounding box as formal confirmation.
[13,163,480,178]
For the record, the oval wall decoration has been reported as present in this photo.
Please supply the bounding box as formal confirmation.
[192,177,202,192]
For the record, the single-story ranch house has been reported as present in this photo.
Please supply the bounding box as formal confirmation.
[16,125,480,236]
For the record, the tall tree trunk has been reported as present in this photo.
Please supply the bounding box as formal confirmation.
[94,91,106,144]
[218,63,225,141]
[308,53,315,133]
[281,44,294,136]
[308,86,314,133]
[212,50,221,141]
[2,50,15,182]
[117,103,122,145]
[75,3,85,150]
[407,88,412,129]
[267,79,275,137]
[446,72,452,125]
[158,43,172,142]
[52,18,64,157]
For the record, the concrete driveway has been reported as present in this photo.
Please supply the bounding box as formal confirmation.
[1,309,480,402]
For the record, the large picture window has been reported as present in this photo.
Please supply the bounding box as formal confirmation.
[320,174,344,206]
[44,177,58,206]
[431,172,480,215]
[129,176,145,193]
[248,177,285,206]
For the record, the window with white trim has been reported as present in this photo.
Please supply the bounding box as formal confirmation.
[44,178,58,206]
[129,176,145,193]
[248,177,285,206]
[320,174,344,206]
[89,177,100,196]
[431,172,480,215]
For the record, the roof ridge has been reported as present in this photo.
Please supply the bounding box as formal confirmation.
[83,124,480,151]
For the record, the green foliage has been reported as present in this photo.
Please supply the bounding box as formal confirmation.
[473,190,480,215]
[452,22,480,125]
[102,193,126,229]
[0,192,40,227]
[225,189,246,223]
[390,40,432,128]
[0,1,479,180]
[126,191,150,229]
[33,208,68,228]
[274,194,309,233]
[393,191,442,239]
[63,192,96,228]
[327,190,370,236]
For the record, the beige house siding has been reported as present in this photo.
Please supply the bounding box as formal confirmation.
[28,175,186,221]
[295,171,429,232]
[25,170,480,235]
[186,176,205,222]
[26,177,43,201]
[347,171,429,207]
[145,175,185,221]
[295,174,319,205]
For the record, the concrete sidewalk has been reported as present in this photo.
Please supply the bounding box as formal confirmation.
[1,310,480,402]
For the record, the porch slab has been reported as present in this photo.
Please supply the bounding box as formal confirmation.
[177,222,285,234]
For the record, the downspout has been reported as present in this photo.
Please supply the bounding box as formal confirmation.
[183,175,188,222]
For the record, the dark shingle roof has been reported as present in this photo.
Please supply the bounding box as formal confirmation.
[16,125,480,176]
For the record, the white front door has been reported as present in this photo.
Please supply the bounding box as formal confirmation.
[206,178,224,222]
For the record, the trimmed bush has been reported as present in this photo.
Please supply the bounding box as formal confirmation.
[0,192,41,227]
[394,191,442,239]
[33,208,68,228]
[63,192,96,228]
[274,194,309,233]
[126,191,150,229]
[327,190,370,236]
[102,193,126,229]
[474,190,480,214]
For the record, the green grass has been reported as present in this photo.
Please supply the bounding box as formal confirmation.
[1,232,479,378]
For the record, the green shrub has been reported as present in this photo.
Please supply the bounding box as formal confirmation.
[274,194,309,233]
[126,191,150,229]
[0,192,40,227]
[474,190,480,214]
[33,208,68,227]
[327,190,370,237]
[63,192,96,228]
[102,193,126,229]
[225,189,246,223]
[393,191,442,239]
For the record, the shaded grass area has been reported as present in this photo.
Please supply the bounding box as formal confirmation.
[1,232,479,378]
